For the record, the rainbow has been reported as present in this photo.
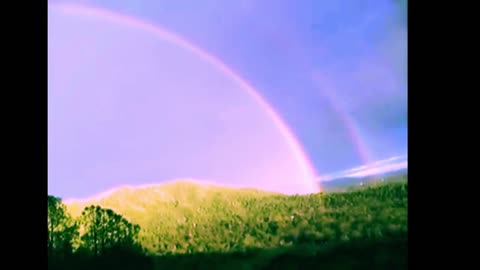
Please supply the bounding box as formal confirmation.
[258,25,374,182]
[318,85,373,172]
[49,3,320,193]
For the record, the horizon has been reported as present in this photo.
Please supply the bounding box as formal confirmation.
[61,156,407,202]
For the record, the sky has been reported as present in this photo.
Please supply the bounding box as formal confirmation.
[48,0,408,198]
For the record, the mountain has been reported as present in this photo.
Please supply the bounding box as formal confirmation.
[319,168,408,192]
[375,167,408,178]
[63,180,407,256]
[65,179,279,219]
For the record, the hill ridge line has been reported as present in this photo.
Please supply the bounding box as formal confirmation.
[63,178,264,204]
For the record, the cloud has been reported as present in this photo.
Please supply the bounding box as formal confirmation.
[320,154,407,181]
[346,160,407,178]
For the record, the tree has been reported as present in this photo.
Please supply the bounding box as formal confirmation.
[48,195,77,257]
[79,205,141,256]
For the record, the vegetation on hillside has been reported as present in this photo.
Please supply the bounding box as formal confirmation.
[49,178,408,269]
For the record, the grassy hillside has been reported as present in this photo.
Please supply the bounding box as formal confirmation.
[65,179,408,257]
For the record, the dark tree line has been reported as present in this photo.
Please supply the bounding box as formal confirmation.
[48,195,78,257]
[48,195,149,270]
[79,205,141,256]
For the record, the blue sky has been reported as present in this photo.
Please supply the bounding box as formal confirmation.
[48,0,407,197]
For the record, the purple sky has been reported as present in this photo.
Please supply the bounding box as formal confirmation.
[48,0,407,198]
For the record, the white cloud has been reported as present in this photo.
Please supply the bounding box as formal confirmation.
[346,161,407,178]
[320,154,407,181]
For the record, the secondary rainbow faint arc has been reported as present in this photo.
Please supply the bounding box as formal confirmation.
[312,78,374,175]
[261,28,374,181]
[48,3,320,193]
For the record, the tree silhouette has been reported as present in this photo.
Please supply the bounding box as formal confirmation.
[48,195,77,257]
[79,205,141,256]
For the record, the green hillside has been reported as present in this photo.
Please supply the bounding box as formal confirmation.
[64,180,408,257]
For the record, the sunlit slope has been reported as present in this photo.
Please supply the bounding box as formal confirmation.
[65,180,278,216]
[65,180,407,255]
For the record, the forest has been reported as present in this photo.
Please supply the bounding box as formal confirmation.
[48,179,407,270]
